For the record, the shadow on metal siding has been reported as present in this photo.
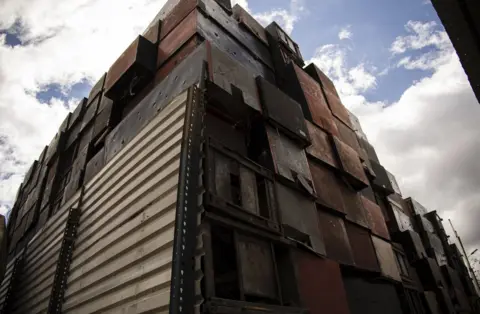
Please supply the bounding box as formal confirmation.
[62,91,188,314]
[9,192,80,314]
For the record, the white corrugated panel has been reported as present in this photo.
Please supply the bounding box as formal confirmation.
[62,90,188,314]
[10,191,81,314]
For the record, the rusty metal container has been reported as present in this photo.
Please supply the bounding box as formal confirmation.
[104,35,157,101]
[317,209,354,265]
[304,63,353,129]
[309,161,345,214]
[286,63,338,136]
[332,137,368,190]
[295,251,351,314]
[371,235,401,281]
[256,76,310,146]
[159,0,196,41]
[305,121,338,169]
[275,183,325,255]
[233,4,269,46]
[362,196,390,240]
[345,222,380,272]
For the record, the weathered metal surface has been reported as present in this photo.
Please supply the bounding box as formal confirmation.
[295,251,351,314]
[205,113,248,155]
[45,132,65,165]
[415,257,444,290]
[159,0,196,42]
[358,137,379,163]
[317,209,354,265]
[80,97,98,132]
[424,291,442,314]
[347,110,368,141]
[391,203,414,232]
[371,235,401,281]
[92,99,114,141]
[386,170,402,196]
[345,222,380,271]
[62,91,187,313]
[84,147,105,185]
[59,113,71,133]
[209,44,261,111]
[237,235,277,298]
[340,183,368,228]
[343,277,404,314]
[158,9,197,67]
[370,160,394,194]
[333,137,369,190]
[77,123,93,153]
[198,14,275,81]
[436,287,455,314]
[304,63,353,128]
[406,197,429,216]
[23,161,38,188]
[69,98,87,128]
[287,63,338,136]
[362,196,390,240]
[257,76,309,145]
[88,73,106,101]
[397,230,427,262]
[205,298,308,314]
[305,121,338,168]
[213,0,232,14]
[105,36,157,101]
[233,4,268,46]
[309,161,345,214]
[62,170,82,205]
[143,20,161,44]
[334,117,362,155]
[105,44,204,164]
[425,232,448,267]
[275,183,325,255]
[266,22,303,64]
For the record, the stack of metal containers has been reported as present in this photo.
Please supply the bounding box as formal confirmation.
[1,0,478,313]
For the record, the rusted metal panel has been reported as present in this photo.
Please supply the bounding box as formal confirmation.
[92,99,114,142]
[371,235,401,281]
[287,63,338,136]
[362,196,390,240]
[391,203,414,232]
[333,137,368,190]
[275,183,325,255]
[205,113,247,155]
[266,22,303,65]
[406,197,429,216]
[88,73,106,101]
[69,97,87,128]
[236,235,277,298]
[309,161,345,214]
[266,125,313,186]
[358,137,379,163]
[317,209,354,265]
[295,251,351,314]
[305,121,338,168]
[233,4,268,46]
[334,117,362,155]
[397,230,427,262]
[158,9,197,68]
[370,160,394,194]
[304,63,353,129]
[257,76,309,145]
[45,132,65,165]
[345,222,380,272]
[80,96,98,132]
[105,35,157,101]
[143,20,161,44]
[340,183,368,228]
[84,147,105,185]
[386,170,402,196]
[343,277,403,314]
[159,0,196,41]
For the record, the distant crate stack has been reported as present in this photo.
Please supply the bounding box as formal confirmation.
[1,0,478,313]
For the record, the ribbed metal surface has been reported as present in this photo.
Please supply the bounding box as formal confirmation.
[62,91,188,314]
[9,192,80,314]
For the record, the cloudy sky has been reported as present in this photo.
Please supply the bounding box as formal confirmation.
[0,0,479,253]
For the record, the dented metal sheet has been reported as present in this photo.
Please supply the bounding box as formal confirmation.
[371,235,401,281]
[362,196,390,240]
[317,209,354,265]
[237,236,277,298]
[233,4,269,46]
[275,183,325,255]
[295,251,351,314]
[345,222,380,271]
[391,204,414,232]
[257,76,309,145]
[305,121,338,168]
[309,161,345,214]
[333,137,368,190]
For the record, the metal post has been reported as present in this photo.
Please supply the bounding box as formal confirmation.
[449,219,480,295]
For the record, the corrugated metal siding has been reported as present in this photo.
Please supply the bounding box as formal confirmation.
[10,192,81,314]
[62,90,188,314]
[0,251,22,312]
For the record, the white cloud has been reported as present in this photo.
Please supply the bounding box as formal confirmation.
[338,26,352,40]
[253,0,306,35]
[390,20,450,55]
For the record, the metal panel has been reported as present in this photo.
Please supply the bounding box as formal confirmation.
[386,170,402,196]
[92,99,114,141]
[233,4,268,46]
[275,183,325,255]
[371,235,401,281]
[309,161,345,214]
[359,138,379,163]
[347,110,368,141]
[80,96,98,132]
[70,98,87,128]
[317,209,354,265]
[62,90,188,314]
[343,277,403,314]
[306,121,338,168]
[345,222,380,272]
[415,257,444,290]
[105,36,157,101]
[391,203,414,232]
[295,251,350,314]
[105,44,205,164]
[424,291,441,314]
[407,197,429,216]
[335,117,362,155]
[333,137,368,190]
[370,160,394,194]
[397,230,427,262]
[256,76,309,145]
[237,236,277,298]
[266,126,312,185]
[159,0,196,41]
[362,196,390,240]
[45,132,65,165]
[84,148,105,185]
[205,298,308,314]
[88,73,106,101]
[340,183,368,228]
[143,20,161,44]
[287,63,338,136]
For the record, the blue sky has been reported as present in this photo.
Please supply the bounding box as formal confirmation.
[1,0,480,251]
